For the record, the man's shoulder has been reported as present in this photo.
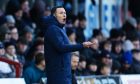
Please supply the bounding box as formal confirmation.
[24,66,35,73]
[46,25,61,32]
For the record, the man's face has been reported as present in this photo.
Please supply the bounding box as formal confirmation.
[18,43,28,53]
[21,1,29,13]
[133,52,140,62]
[0,48,5,56]
[71,56,79,70]
[25,32,33,42]
[79,61,87,69]
[91,38,99,50]
[101,66,111,76]
[6,45,16,56]
[89,64,97,72]
[11,28,19,40]
[132,40,140,49]
[102,57,113,65]
[40,60,46,71]
[79,20,86,28]
[104,43,112,52]
[54,8,66,25]
[115,44,122,54]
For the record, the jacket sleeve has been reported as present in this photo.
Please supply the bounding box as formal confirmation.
[45,26,84,53]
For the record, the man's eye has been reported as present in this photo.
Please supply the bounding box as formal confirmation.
[60,12,66,14]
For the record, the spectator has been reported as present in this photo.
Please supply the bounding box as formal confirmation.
[76,56,88,76]
[82,38,100,60]
[24,38,44,68]
[121,40,134,73]
[19,0,34,30]
[0,25,11,42]
[99,50,113,66]
[5,0,20,15]
[23,53,46,84]
[111,41,123,61]
[16,38,28,65]
[130,49,140,74]
[71,15,79,29]
[120,30,126,42]
[76,14,86,43]
[92,29,103,43]
[130,36,140,50]
[33,38,44,53]
[4,42,20,63]
[99,64,112,76]
[9,26,19,43]
[66,28,77,44]
[120,51,133,74]
[1,41,20,77]
[100,40,112,52]
[122,20,138,40]
[19,0,30,15]
[6,1,27,34]
[0,41,13,78]
[66,28,79,54]
[71,53,79,84]
[22,25,34,45]
[110,28,122,42]
[86,59,98,75]
[30,0,46,36]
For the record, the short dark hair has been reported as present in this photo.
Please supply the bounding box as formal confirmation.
[71,53,79,58]
[100,64,111,70]
[79,55,86,62]
[35,53,45,65]
[4,41,15,49]
[51,6,64,15]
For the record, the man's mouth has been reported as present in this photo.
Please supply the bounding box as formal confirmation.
[63,18,66,22]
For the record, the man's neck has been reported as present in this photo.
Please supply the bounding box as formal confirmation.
[36,64,44,71]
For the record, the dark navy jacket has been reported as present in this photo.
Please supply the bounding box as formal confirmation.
[43,15,83,84]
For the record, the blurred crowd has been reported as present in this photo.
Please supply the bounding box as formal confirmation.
[69,14,140,76]
[0,0,140,84]
[0,0,47,83]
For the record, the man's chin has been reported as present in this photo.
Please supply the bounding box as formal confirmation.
[62,22,66,24]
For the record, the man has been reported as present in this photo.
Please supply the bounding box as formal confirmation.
[99,64,112,76]
[23,53,46,84]
[71,53,79,84]
[76,56,88,76]
[130,49,140,74]
[0,42,13,78]
[43,6,93,84]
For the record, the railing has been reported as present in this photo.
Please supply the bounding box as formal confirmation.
[0,57,22,77]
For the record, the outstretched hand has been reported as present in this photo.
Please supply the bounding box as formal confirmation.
[82,41,96,48]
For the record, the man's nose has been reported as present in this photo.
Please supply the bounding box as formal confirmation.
[63,14,66,17]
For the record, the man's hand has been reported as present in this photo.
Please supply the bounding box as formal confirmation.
[82,41,94,48]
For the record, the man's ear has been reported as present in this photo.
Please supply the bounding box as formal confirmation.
[53,13,56,17]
